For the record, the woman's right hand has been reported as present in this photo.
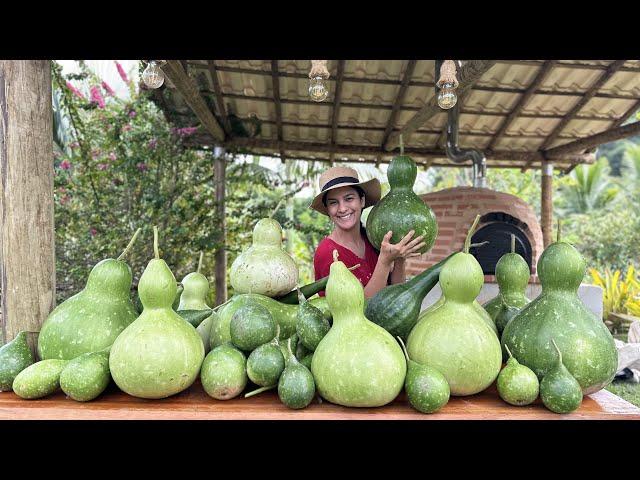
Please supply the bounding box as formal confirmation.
[378,230,426,267]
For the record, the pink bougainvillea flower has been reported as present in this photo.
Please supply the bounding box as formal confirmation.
[115,61,129,84]
[89,86,106,109]
[136,162,148,172]
[148,138,158,149]
[70,141,80,149]
[174,126,199,137]
[66,81,85,99]
[108,152,117,161]
[60,195,71,205]
[128,110,137,118]
[90,228,98,237]
[101,80,116,96]
[122,124,132,132]
[60,160,72,170]
[97,163,108,171]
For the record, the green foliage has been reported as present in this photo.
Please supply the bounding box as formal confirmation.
[556,157,619,215]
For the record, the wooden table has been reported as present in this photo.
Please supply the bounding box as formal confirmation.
[1,381,639,420]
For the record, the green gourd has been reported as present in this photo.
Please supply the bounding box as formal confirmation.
[296,288,330,351]
[12,359,69,399]
[136,284,182,314]
[0,331,35,391]
[540,339,583,414]
[502,225,617,395]
[497,344,539,406]
[38,229,142,360]
[365,255,451,340]
[483,235,531,335]
[397,336,449,414]
[230,218,299,297]
[200,343,248,400]
[196,312,218,355]
[247,327,285,387]
[278,336,316,409]
[60,349,111,402]
[209,294,331,349]
[177,309,213,327]
[178,251,211,310]
[230,303,277,352]
[406,215,502,396]
[365,139,437,254]
[311,250,406,407]
[109,227,205,399]
[300,353,313,371]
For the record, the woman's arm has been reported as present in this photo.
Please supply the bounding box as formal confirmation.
[363,257,394,298]
[390,258,406,285]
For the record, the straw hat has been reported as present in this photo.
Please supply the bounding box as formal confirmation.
[309,166,381,215]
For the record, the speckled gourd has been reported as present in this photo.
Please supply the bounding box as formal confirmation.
[365,141,437,254]
[311,250,406,407]
[483,234,531,335]
[406,215,502,396]
[0,332,35,391]
[38,229,142,360]
[60,348,111,402]
[230,218,298,297]
[109,227,205,399]
[501,228,617,395]
[200,343,248,400]
[540,339,583,413]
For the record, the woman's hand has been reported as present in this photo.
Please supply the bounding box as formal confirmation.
[378,230,426,267]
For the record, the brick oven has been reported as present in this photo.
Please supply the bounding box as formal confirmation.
[405,186,544,282]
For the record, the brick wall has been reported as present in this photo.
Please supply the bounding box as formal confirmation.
[405,186,543,282]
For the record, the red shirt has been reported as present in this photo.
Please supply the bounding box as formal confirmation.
[314,234,379,296]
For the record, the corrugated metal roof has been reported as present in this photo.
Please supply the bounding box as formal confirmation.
[157,60,640,170]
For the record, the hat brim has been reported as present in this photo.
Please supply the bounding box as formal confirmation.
[309,178,382,215]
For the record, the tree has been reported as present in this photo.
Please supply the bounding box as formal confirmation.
[556,157,619,215]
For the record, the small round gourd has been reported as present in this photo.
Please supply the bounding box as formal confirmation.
[496,345,539,406]
[540,340,583,414]
[200,343,248,400]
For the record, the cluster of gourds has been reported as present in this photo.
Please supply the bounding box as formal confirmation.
[0,149,619,415]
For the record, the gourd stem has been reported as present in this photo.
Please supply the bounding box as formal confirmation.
[269,198,286,219]
[469,241,489,249]
[511,234,515,254]
[350,263,360,271]
[212,298,232,312]
[464,214,481,254]
[287,336,294,358]
[396,336,411,363]
[551,338,562,364]
[117,227,142,261]
[332,249,339,262]
[557,220,562,243]
[197,251,204,274]
[504,344,513,359]
[244,384,276,398]
[153,226,159,259]
[296,286,306,304]
[273,324,281,343]
[399,134,404,155]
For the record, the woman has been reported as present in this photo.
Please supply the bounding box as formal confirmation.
[310,166,425,298]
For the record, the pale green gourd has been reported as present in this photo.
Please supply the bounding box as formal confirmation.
[311,250,406,407]
[178,251,211,310]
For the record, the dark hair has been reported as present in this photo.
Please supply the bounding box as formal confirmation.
[322,185,365,207]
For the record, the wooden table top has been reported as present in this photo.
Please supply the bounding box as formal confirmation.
[1,381,639,420]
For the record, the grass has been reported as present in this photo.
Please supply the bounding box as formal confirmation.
[605,380,640,407]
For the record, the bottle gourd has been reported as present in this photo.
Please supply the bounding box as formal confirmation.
[109,227,205,399]
[178,251,211,310]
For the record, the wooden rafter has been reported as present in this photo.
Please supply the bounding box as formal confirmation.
[271,60,286,162]
[207,60,231,136]
[612,98,640,128]
[382,60,417,147]
[329,60,346,163]
[161,61,225,142]
[385,60,497,152]
[487,61,556,152]
[544,121,640,158]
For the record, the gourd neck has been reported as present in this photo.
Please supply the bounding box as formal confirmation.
[501,290,527,303]
[405,254,451,296]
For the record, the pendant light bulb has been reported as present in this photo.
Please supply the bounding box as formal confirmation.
[142,61,165,89]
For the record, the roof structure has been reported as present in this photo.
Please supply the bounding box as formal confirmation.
[154,60,640,173]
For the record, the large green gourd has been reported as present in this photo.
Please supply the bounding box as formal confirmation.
[178,251,211,310]
[406,216,502,396]
[311,250,406,407]
[38,229,142,360]
[230,218,298,297]
[209,294,331,349]
[365,141,437,253]
[501,229,617,395]
[109,227,205,399]
[483,235,531,335]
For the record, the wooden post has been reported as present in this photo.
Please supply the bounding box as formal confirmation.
[541,162,554,248]
[213,147,227,305]
[0,60,55,351]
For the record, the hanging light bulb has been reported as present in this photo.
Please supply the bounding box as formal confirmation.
[142,60,165,89]
[308,60,330,102]
[436,60,459,110]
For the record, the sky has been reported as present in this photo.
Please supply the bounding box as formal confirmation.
[56,60,140,99]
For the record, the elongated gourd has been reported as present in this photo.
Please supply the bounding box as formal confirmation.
[178,251,211,310]
[406,215,502,396]
[365,141,437,253]
[13,359,69,399]
[311,250,406,407]
[38,229,142,360]
[483,235,531,335]
[109,227,205,399]
[230,218,298,297]
[501,226,617,395]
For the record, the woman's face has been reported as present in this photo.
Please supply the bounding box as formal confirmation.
[326,186,365,231]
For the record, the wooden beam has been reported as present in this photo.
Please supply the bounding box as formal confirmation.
[385,60,497,152]
[0,61,55,352]
[540,60,626,151]
[329,60,346,163]
[207,60,231,136]
[382,60,417,148]
[214,150,227,305]
[271,60,286,163]
[544,121,640,158]
[541,162,554,248]
[161,61,225,142]
[487,61,556,152]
